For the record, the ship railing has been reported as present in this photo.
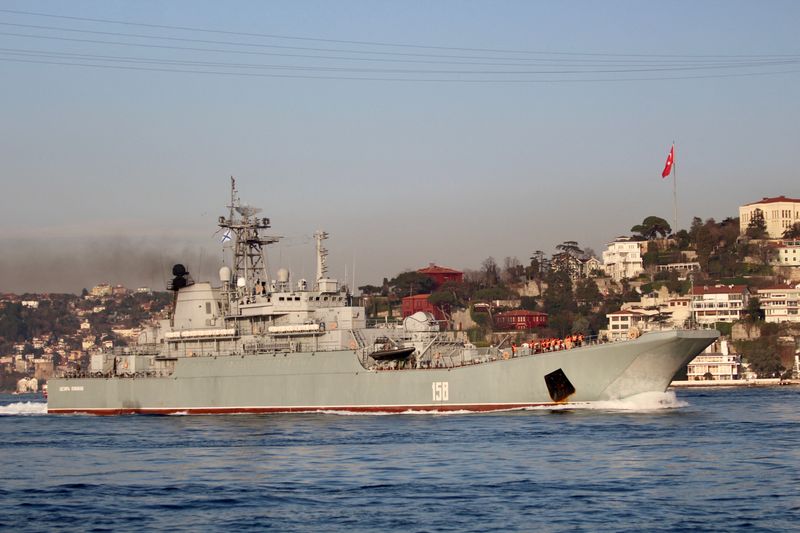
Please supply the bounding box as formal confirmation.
[365,318,404,328]
[242,339,292,354]
[111,344,162,356]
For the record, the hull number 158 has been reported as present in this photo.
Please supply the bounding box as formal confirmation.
[432,381,449,401]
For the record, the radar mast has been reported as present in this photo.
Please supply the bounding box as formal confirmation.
[218,177,280,309]
[314,230,338,293]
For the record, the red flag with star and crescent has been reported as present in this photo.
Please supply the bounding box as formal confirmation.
[661,144,674,178]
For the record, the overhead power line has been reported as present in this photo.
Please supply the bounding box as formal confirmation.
[1,46,796,75]
[1,7,798,59]
[0,8,798,83]
[2,55,798,83]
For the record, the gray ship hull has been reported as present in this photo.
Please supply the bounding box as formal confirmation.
[48,330,717,414]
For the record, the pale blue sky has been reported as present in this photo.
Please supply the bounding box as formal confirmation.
[1,1,798,293]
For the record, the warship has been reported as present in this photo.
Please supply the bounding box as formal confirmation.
[47,179,718,415]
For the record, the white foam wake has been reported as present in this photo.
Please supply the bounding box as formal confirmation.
[315,394,687,416]
[0,401,48,416]
[523,391,688,412]
[313,409,477,416]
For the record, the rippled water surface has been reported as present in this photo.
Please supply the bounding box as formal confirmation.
[1,387,799,532]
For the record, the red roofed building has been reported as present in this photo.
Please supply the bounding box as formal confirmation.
[739,196,800,238]
[417,263,463,288]
[690,284,750,325]
[401,294,448,322]
[606,309,650,341]
[494,310,547,331]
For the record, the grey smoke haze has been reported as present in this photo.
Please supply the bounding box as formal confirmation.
[0,236,219,295]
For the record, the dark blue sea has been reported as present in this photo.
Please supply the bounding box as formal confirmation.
[1,388,799,532]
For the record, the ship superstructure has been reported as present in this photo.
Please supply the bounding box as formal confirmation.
[47,180,718,415]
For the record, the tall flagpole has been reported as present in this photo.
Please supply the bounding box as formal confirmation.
[672,141,678,234]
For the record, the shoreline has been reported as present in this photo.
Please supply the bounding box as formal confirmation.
[671,378,799,388]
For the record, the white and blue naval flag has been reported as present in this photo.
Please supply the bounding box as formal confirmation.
[220,229,232,243]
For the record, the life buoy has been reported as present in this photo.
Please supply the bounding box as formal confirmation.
[628,327,640,339]
[349,340,356,350]
[123,361,129,369]
[502,351,510,360]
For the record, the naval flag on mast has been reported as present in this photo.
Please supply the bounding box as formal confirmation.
[661,144,675,178]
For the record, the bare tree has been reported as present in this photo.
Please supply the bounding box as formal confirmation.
[502,256,523,283]
[481,257,499,287]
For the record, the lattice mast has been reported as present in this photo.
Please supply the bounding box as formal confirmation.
[218,177,280,303]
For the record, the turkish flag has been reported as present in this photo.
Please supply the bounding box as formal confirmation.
[661,145,674,178]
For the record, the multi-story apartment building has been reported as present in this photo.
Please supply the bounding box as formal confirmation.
[601,237,644,282]
[739,196,800,238]
[687,340,740,381]
[690,284,749,324]
[757,284,800,323]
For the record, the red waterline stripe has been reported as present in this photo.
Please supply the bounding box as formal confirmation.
[47,402,559,415]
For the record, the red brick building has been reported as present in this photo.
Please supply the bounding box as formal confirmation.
[417,263,463,288]
[494,310,548,330]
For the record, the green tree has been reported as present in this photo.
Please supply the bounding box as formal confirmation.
[389,271,435,296]
[674,229,691,250]
[542,269,576,315]
[746,208,768,239]
[694,218,717,271]
[737,337,784,377]
[358,284,383,296]
[574,278,602,312]
[472,286,515,302]
[631,216,672,240]
[556,241,582,255]
[642,240,660,268]
[782,222,800,240]
[520,296,538,311]
[528,250,547,277]
[745,296,763,322]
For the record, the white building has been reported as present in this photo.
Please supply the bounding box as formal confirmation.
[580,256,602,278]
[664,297,692,327]
[89,283,113,298]
[774,240,800,267]
[690,284,749,324]
[602,237,645,282]
[739,196,800,238]
[604,309,660,341]
[757,284,800,323]
[655,262,701,279]
[687,340,740,381]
